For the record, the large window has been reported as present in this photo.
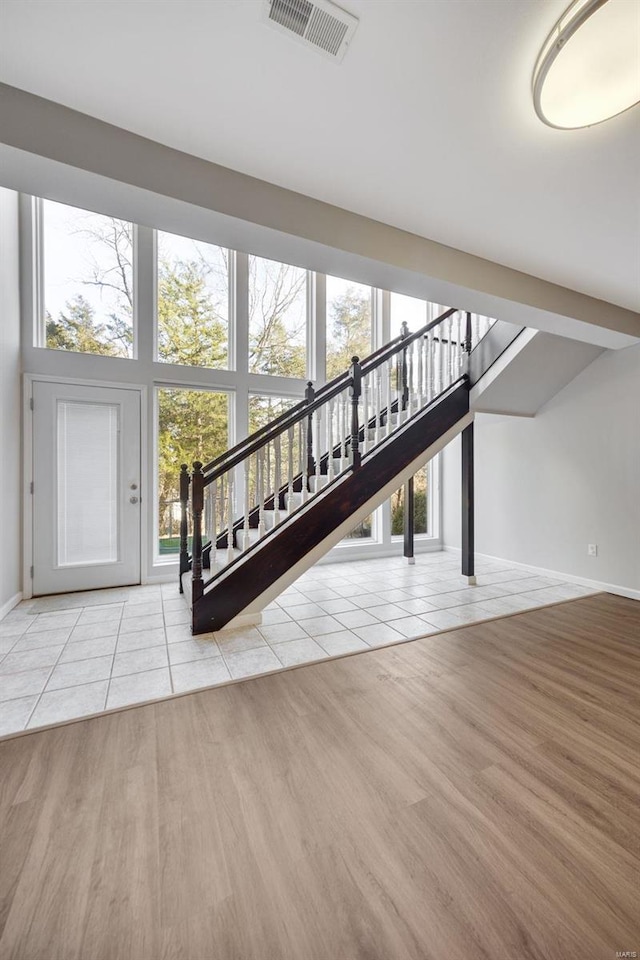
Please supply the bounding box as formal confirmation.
[42,199,134,358]
[157,388,230,556]
[157,231,229,369]
[326,276,372,380]
[31,197,441,570]
[248,256,307,378]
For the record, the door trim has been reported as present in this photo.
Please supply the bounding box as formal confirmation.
[23,374,147,600]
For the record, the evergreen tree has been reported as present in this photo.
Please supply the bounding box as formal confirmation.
[46,295,127,357]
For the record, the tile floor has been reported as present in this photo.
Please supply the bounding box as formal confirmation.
[0,553,597,737]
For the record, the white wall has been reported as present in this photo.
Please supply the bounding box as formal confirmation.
[0,187,22,614]
[443,344,640,595]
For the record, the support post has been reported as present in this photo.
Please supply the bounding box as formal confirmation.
[191,461,204,603]
[350,356,362,469]
[178,463,190,591]
[461,423,475,584]
[403,476,415,564]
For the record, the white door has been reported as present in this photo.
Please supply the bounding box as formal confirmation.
[32,381,141,596]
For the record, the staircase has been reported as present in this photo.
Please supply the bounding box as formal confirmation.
[180,309,523,634]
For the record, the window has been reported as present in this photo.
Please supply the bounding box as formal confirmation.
[391,466,430,537]
[42,199,134,358]
[390,291,427,340]
[157,388,230,555]
[157,231,229,369]
[248,256,307,378]
[326,276,372,381]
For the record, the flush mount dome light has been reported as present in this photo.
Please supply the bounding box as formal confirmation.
[533,0,640,129]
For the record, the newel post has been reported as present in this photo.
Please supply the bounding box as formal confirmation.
[350,356,362,469]
[191,461,204,603]
[178,463,190,591]
[464,311,473,355]
[400,320,410,410]
[305,380,315,481]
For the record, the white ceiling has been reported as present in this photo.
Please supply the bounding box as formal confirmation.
[1,0,639,311]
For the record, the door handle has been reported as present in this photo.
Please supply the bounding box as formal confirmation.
[129,496,139,504]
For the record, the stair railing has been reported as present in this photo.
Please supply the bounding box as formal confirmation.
[181,307,496,599]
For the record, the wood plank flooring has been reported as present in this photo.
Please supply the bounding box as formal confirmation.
[0,592,638,960]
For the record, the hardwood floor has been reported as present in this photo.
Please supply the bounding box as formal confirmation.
[0,593,638,960]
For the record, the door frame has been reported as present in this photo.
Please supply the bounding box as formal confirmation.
[23,374,148,600]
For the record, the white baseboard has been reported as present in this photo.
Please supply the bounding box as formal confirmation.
[0,592,23,621]
[443,547,640,602]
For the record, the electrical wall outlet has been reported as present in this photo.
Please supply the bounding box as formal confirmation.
[588,544,598,557]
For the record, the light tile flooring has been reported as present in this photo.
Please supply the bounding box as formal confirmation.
[0,553,597,737]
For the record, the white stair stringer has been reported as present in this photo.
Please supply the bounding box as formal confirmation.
[215,410,473,630]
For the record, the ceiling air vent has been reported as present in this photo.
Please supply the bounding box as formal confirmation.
[263,0,358,62]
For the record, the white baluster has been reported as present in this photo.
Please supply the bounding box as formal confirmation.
[257,448,265,537]
[273,434,281,524]
[362,376,369,453]
[226,471,234,564]
[473,313,480,348]
[217,475,224,565]
[312,409,321,493]
[425,331,432,401]
[301,420,309,503]
[266,439,271,507]
[327,398,335,481]
[287,425,294,509]
[374,369,381,447]
[210,478,217,571]
[386,357,393,437]
[447,316,454,386]
[341,393,349,470]
[242,458,250,550]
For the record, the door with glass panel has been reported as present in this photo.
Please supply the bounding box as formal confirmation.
[32,381,141,595]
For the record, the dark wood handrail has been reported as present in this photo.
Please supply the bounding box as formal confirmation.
[201,307,458,486]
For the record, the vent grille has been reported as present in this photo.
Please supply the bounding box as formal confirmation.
[269,0,313,37]
[305,6,348,57]
[264,0,358,62]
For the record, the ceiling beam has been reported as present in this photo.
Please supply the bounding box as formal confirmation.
[0,83,637,349]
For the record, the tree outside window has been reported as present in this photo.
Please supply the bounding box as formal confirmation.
[326,276,372,381]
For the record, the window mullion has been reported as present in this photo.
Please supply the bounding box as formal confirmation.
[234,251,249,446]
[135,225,155,363]
[312,272,326,386]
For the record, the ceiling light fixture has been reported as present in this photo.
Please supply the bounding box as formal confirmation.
[532,0,640,129]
